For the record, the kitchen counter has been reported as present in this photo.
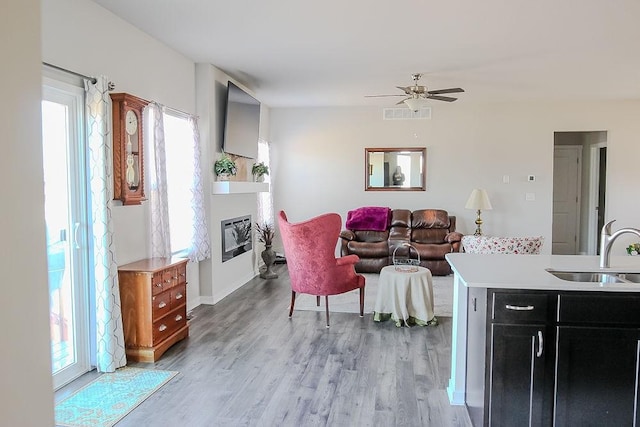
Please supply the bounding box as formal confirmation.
[444,253,640,411]
[445,253,640,292]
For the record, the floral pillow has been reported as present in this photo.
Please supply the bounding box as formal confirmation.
[462,235,544,254]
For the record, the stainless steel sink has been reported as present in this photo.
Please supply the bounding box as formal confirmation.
[547,270,625,284]
[615,273,640,283]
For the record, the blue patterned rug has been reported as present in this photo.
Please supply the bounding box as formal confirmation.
[55,367,178,427]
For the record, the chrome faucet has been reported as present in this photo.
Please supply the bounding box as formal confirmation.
[600,220,640,268]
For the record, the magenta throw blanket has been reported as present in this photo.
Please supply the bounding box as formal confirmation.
[346,207,391,231]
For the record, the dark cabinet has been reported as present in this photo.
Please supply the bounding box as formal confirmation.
[478,289,640,427]
[554,326,640,426]
[484,291,555,427]
[487,324,553,427]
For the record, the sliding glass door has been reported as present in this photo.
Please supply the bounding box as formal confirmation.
[42,78,91,389]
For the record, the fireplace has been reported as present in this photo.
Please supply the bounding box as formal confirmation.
[221,215,252,262]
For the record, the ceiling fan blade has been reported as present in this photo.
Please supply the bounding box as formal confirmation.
[427,95,458,102]
[365,94,406,98]
[427,88,465,95]
[396,98,409,105]
[396,86,412,95]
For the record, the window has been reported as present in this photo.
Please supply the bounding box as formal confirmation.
[163,112,196,254]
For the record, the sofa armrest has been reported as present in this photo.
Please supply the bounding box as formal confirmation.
[339,230,355,241]
[445,231,464,244]
[336,254,360,266]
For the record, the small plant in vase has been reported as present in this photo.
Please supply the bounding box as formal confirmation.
[256,221,278,279]
[251,162,269,182]
[214,153,237,181]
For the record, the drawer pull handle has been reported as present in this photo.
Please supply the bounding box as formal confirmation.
[158,324,167,332]
[155,283,162,288]
[165,279,172,283]
[536,331,543,357]
[158,301,167,309]
[505,304,534,311]
[175,315,183,321]
[173,276,178,279]
[175,293,183,300]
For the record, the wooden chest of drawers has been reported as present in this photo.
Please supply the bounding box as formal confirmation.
[118,257,189,362]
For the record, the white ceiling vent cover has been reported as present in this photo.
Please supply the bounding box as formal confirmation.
[383,106,431,120]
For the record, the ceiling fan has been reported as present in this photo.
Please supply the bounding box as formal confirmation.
[366,73,465,111]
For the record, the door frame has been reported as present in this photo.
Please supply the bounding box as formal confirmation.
[587,142,607,254]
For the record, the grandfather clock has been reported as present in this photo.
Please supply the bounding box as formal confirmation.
[110,93,149,205]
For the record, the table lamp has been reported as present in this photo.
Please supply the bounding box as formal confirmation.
[465,189,492,236]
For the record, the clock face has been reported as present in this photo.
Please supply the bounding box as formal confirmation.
[125,110,138,135]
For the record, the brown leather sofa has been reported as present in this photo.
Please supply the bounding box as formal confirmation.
[339,209,463,275]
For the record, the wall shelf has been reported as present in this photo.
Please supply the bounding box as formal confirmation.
[211,181,269,194]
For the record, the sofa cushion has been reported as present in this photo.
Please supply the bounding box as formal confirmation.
[345,240,389,257]
[412,228,449,244]
[462,235,544,254]
[412,209,451,229]
[352,230,389,243]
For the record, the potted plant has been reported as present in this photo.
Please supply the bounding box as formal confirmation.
[251,162,269,182]
[256,221,278,279]
[214,153,237,181]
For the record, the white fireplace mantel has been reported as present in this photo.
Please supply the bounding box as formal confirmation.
[211,181,270,194]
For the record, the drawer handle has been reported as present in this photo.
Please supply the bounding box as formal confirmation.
[175,314,183,321]
[505,304,534,311]
[158,301,167,309]
[175,293,183,300]
[173,275,178,279]
[155,283,162,288]
[158,324,167,332]
[165,279,172,283]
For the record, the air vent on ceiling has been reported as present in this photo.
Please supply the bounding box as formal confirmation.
[383,107,431,120]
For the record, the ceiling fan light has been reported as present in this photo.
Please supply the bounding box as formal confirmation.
[404,97,428,112]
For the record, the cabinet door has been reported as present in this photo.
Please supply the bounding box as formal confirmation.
[554,327,640,427]
[487,324,553,427]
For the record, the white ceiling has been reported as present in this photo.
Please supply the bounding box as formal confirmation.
[91,0,640,108]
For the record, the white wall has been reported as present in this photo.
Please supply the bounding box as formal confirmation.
[42,0,201,308]
[269,101,640,256]
[196,64,268,304]
[1,0,55,425]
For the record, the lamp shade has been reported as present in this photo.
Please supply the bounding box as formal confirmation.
[465,188,492,210]
[404,97,428,112]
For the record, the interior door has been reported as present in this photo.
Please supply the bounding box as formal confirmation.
[42,78,91,389]
[552,146,582,254]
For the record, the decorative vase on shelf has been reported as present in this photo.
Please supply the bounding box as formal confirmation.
[254,175,265,183]
[260,245,278,279]
[217,173,230,182]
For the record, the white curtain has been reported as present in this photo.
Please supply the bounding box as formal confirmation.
[257,138,274,226]
[147,103,172,258]
[187,116,210,262]
[147,105,209,262]
[84,76,127,372]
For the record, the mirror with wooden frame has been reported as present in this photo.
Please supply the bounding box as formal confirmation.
[365,147,426,191]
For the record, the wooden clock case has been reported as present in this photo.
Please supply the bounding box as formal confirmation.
[110,92,150,205]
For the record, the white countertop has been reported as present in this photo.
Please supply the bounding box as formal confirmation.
[445,253,640,292]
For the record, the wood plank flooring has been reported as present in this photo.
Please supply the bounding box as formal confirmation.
[56,265,472,426]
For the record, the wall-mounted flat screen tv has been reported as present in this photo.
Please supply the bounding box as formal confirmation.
[222,81,260,159]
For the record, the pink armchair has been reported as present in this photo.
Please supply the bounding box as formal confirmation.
[278,211,366,327]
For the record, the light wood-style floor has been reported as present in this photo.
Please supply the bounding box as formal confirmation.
[56,265,472,427]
